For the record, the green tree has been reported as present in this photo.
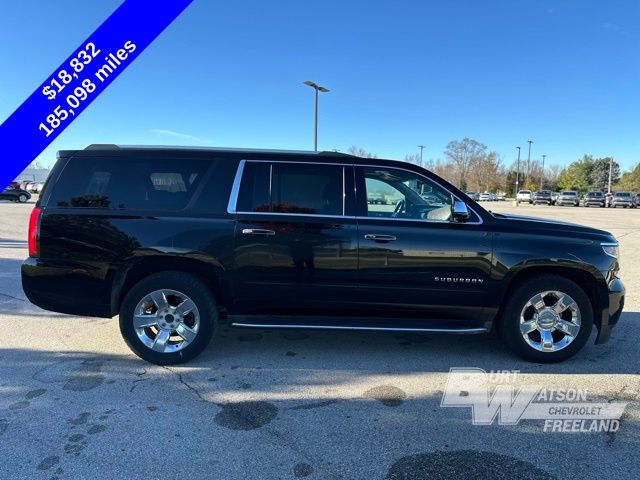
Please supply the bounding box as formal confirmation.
[589,157,620,192]
[557,156,593,192]
[618,163,640,192]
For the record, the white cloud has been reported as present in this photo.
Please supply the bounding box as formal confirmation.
[150,129,213,144]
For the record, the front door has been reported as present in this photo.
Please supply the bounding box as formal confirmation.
[355,165,492,321]
[230,160,358,314]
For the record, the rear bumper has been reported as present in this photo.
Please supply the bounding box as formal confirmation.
[595,277,625,344]
[21,257,112,317]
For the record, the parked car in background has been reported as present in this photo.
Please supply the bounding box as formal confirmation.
[465,192,479,201]
[516,190,532,203]
[8,182,21,189]
[551,192,560,205]
[556,191,580,207]
[21,145,625,365]
[479,192,492,201]
[532,190,552,205]
[496,194,505,201]
[610,192,633,208]
[633,193,640,208]
[0,188,31,203]
[583,191,606,208]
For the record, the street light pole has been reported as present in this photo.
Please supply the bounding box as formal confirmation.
[526,140,533,180]
[418,145,425,166]
[303,80,330,151]
[515,146,521,196]
[541,154,546,190]
[608,157,613,193]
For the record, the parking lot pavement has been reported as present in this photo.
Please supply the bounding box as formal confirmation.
[1,199,638,480]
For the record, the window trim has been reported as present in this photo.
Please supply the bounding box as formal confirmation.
[228,159,348,217]
[356,164,484,225]
[226,160,484,225]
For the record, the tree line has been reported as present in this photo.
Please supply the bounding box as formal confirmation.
[347,139,639,195]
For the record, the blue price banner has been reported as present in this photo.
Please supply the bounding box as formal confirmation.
[0,0,194,188]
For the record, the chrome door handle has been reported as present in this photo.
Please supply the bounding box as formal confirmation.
[242,228,276,236]
[364,234,396,242]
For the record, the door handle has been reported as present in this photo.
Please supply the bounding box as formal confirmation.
[364,234,396,242]
[242,228,276,236]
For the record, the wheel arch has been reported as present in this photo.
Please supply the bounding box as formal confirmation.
[495,264,608,331]
[110,255,229,316]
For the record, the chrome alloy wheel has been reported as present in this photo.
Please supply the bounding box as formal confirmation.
[519,290,581,352]
[133,289,200,353]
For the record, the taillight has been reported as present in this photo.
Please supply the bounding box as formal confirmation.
[28,207,41,257]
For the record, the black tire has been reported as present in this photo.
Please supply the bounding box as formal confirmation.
[119,271,218,365]
[18,194,28,203]
[498,275,593,363]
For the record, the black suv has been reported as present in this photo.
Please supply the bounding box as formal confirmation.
[583,191,605,208]
[22,146,625,364]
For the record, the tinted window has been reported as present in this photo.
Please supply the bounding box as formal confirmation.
[363,167,452,221]
[51,158,207,210]
[237,162,344,215]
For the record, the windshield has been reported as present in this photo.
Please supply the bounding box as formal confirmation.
[587,192,603,197]
[614,192,631,197]
[561,191,577,196]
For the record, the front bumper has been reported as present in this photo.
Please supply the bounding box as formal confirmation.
[595,277,625,344]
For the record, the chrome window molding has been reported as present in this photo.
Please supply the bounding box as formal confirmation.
[226,159,485,225]
[358,163,484,225]
[227,159,246,214]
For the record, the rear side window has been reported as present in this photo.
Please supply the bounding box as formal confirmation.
[237,162,344,215]
[50,157,208,210]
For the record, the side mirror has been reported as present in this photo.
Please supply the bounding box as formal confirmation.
[451,199,470,222]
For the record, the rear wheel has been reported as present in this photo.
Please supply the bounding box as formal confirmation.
[18,194,28,203]
[499,275,593,362]
[119,271,218,365]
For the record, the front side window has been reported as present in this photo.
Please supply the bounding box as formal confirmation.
[362,167,452,221]
[237,162,344,216]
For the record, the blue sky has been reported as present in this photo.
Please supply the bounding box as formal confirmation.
[1,0,639,170]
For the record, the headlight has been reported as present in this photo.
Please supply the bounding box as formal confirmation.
[601,242,619,258]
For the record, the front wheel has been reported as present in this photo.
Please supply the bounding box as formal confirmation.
[119,271,218,365]
[18,194,28,203]
[498,275,593,362]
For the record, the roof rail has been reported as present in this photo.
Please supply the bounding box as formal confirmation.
[85,144,120,150]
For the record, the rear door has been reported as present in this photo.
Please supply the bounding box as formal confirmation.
[229,160,359,314]
[355,165,492,321]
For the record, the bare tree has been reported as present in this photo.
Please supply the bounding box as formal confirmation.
[347,146,377,158]
[468,151,503,192]
[403,153,421,166]
[444,138,487,190]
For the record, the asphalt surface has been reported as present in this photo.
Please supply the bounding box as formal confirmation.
[0,198,638,480]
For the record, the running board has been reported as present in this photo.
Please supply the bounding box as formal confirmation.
[228,316,488,335]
